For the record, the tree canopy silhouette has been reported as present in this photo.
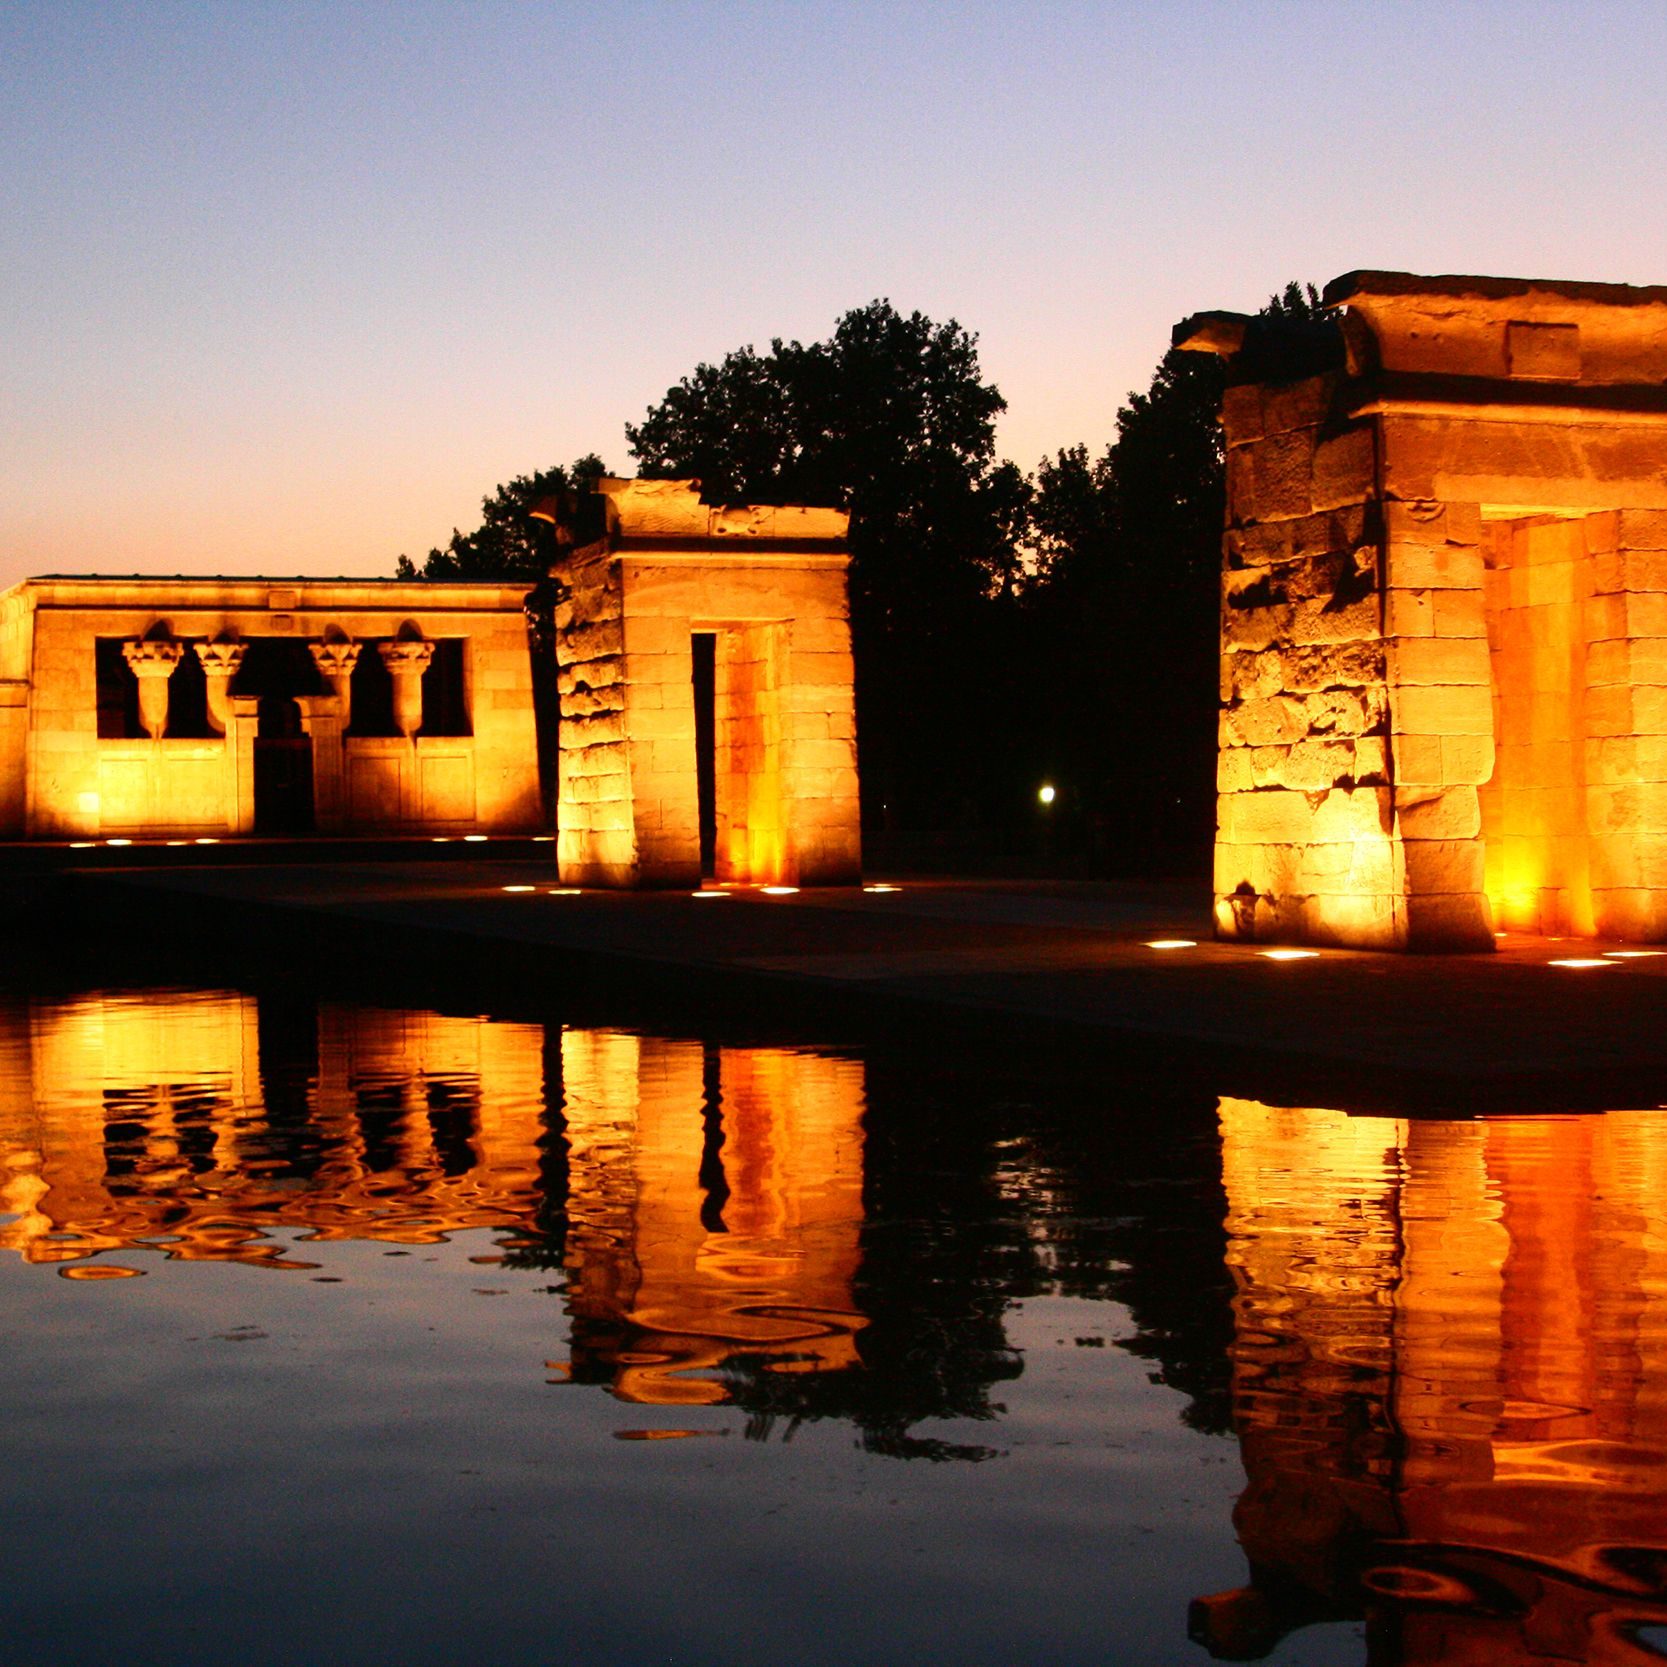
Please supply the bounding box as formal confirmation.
[627,299,1029,830]
[396,455,608,582]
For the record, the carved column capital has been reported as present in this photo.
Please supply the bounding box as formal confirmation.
[379,639,434,739]
[377,640,434,675]
[122,639,184,678]
[122,638,182,739]
[311,639,362,680]
[195,638,248,678]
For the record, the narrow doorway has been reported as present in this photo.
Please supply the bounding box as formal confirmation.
[236,640,320,834]
[692,632,717,877]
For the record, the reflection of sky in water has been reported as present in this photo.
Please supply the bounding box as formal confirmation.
[3,984,1667,1663]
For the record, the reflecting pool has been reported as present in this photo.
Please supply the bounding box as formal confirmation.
[1,978,1665,1664]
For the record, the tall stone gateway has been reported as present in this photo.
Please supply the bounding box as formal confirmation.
[1178,271,1667,950]
[537,478,861,889]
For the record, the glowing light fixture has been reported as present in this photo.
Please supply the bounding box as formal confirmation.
[760,885,800,895]
[432,837,452,843]
[1146,939,1197,950]
[1549,958,1612,969]
[501,885,536,893]
[691,890,729,898]
[1260,948,1318,961]
[68,841,94,849]
[547,888,583,896]
[105,838,132,847]
[1038,784,1056,805]
[532,835,554,843]
[1605,950,1665,959]
[194,837,218,845]
[166,840,188,847]
[463,834,488,843]
[863,884,901,893]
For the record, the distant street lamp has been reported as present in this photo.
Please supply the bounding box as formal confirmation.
[1038,784,1056,806]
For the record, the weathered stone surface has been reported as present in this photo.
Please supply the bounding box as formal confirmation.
[551,479,858,888]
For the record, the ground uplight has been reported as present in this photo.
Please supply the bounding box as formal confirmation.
[1550,958,1613,969]
[547,888,583,896]
[105,838,131,847]
[1146,939,1196,950]
[1260,948,1318,961]
[1606,950,1665,959]
[501,885,536,893]
[691,890,729,899]
[760,885,800,895]
[863,884,901,893]
[463,835,488,843]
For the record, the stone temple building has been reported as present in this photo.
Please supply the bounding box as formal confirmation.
[1179,270,1667,949]
[0,576,543,840]
[539,477,861,890]
[0,479,862,882]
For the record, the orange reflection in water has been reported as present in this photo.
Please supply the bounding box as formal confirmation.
[554,1029,867,1404]
[0,991,548,1269]
[0,989,868,1411]
[1198,1098,1667,1665]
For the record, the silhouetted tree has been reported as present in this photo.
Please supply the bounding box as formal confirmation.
[396,454,608,581]
[628,300,1030,831]
[1024,281,1334,872]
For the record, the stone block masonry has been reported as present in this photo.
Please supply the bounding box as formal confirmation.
[544,479,860,889]
[1180,270,1667,948]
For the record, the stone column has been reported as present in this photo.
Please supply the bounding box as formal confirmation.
[379,639,433,740]
[294,695,346,829]
[310,635,362,731]
[122,639,184,739]
[226,694,260,833]
[194,637,248,736]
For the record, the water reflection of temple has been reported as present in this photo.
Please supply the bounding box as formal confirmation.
[0,990,551,1269]
[0,990,870,1412]
[553,1030,866,1404]
[1195,1098,1667,1665]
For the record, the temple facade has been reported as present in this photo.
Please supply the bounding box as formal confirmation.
[1180,271,1667,949]
[541,478,861,889]
[0,576,543,840]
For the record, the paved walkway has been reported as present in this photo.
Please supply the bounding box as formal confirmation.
[61,860,1667,1114]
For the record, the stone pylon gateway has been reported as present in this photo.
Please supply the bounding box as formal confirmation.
[1178,271,1667,950]
[537,478,861,889]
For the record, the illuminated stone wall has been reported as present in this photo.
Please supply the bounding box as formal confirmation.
[0,577,542,839]
[549,479,859,888]
[1182,271,1667,947]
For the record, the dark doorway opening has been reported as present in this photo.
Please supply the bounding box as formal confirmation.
[234,640,322,834]
[692,632,716,877]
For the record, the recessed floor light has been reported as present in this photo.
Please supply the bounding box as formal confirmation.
[1550,958,1612,969]
[863,884,901,893]
[463,835,488,843]
[501,885,536,893]
[1146,939,1197,950]
[548,888,583,896]
[1260,948,1317,961]
[105,838,131,847]
[691,890,729,899]
[760,886,800,895]
[1605,950,1665,959]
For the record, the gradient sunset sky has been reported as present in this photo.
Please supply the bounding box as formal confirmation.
[5,1,1667,588]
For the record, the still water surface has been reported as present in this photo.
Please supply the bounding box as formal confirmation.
[1,977,1665,1665]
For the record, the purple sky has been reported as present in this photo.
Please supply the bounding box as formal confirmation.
[5,1,1666,586]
